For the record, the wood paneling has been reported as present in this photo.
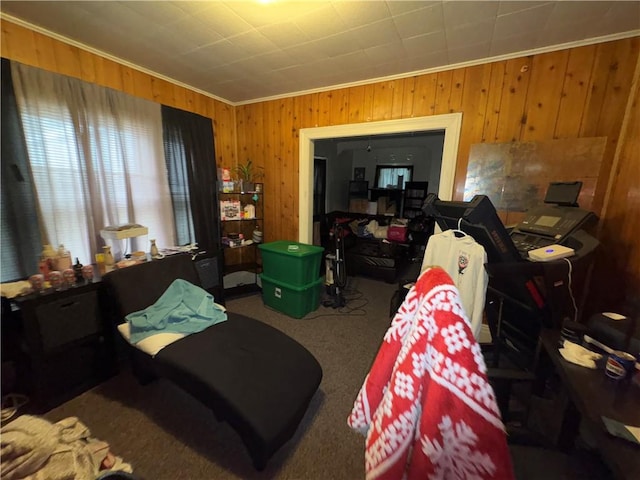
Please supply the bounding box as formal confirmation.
[372,81,394,121]
[2,17,639,306]
[596,56,640,309]
[347,86,366,124]
[457,64,492,198]
[400,76,416,118]
[483,62,506,142]
[495,57,532,143]
[521,50,570,141]
[555,45,596,139]
[330,87,350,125]
[389,79,405,120]
[411,73,438,117]
[236,36,639,306]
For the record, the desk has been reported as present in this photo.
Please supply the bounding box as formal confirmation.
[540,330,640,480]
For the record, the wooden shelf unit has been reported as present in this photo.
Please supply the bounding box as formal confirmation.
[219,186,264,294]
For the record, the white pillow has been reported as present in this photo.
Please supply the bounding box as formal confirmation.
[116,322,130,341]
[116,303,226,357]
[117,322,185,357]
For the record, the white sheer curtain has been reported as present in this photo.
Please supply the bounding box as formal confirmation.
[11,62,175,265]
[377,167,412,189]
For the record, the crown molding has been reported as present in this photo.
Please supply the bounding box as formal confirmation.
[2,12,638,107]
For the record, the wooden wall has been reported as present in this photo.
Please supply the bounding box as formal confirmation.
[237,37,640,309]
[596,62,640,311]
[2,17,639,308]
[0,20,236,172]
[237,38,638,237]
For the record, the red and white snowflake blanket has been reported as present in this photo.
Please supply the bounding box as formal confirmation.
[348,267,513,479]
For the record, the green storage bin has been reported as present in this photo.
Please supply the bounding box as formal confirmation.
[260,274,323,319]
[258,240,324,286]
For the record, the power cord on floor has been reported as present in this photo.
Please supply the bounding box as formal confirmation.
[307,285,370,319]
[305,301,369,319]
[563,257,578,323]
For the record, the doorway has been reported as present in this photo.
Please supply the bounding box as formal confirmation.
[316,131,445,214]
[298,114,462,243]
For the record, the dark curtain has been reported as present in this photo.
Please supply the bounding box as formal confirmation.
[161,105,220,254]
[1,58,42,282]
[313,158,326,218]
[162,117,195,246]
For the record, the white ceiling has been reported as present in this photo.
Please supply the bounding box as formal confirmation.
[2,1,639,105]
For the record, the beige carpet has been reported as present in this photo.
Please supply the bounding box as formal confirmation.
[44,276,398,480]
[40,274,613,480]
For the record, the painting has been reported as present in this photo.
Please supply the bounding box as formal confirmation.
[354,167,365,181]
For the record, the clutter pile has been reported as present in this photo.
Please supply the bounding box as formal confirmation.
[1,415,133,480]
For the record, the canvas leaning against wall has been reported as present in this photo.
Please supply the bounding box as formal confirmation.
[465,137,607,225]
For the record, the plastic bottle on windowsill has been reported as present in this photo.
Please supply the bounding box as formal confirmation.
[39,244,57,280]
[103,246,115,272]
[149,239,160,259]
[56,244,72,271]
[73,257,84,282]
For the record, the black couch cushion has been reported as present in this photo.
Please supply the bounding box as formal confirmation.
[155,313,322,466]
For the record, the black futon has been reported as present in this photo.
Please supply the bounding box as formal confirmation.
[102,254,323,470]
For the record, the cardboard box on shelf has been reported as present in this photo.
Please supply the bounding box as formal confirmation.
[349,198,369,214]
[377,197,396,215]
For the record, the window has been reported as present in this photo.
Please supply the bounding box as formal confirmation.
[375,165,413,189]
[2,61,219,284]
[8,62,178,274]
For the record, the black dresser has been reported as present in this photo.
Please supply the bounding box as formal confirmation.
[7,279,118,412]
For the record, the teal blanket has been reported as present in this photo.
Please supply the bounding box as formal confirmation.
[127,279,227,343]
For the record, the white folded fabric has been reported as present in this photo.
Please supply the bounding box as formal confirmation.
[0,281,32,299]
[559,340,602,369]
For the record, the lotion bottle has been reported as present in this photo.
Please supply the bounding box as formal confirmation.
[150,239,159,259]
[56,244,72,271]
[103,245,115,272]
[40,244,57,279]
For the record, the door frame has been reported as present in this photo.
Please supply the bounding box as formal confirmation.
[298,113,462,243]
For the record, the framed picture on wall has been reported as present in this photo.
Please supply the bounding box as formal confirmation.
[354,167,365,181]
